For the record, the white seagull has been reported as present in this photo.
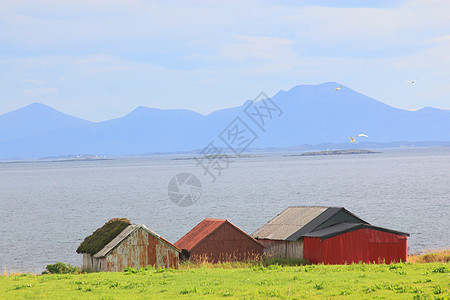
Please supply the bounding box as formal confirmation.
[349,134,368,143]
[406,77,419,85]
[334,86,343,92]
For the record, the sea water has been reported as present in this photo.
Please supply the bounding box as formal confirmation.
[0,147,449,273]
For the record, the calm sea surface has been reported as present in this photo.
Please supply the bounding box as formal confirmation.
[1,147,449,273]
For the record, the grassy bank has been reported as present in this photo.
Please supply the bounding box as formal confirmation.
[407,250,450,264]
[1,262,448,299]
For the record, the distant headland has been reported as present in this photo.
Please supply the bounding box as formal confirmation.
[291,149,381,156]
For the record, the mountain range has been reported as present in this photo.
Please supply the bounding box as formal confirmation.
[1,82,449,159]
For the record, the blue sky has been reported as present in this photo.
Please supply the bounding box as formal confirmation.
[1,0,449,121]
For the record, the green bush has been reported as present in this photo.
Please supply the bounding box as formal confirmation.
[123,267,139,274]
[262,258,309,267]
[43,262,80,274]
[432,266,447,273]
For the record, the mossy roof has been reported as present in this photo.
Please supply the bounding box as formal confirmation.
[76,218,131,255]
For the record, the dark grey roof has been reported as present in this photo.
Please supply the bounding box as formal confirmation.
[252,206,369,241]
[303,222,410,240]
[287,207,369,241]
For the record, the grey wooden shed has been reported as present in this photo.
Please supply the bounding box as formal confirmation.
[251,206,368,259]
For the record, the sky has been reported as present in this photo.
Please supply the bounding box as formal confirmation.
[1,0,449,121]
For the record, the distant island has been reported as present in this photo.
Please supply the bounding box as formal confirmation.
[172,154,262,160]
[40,154,110,162]
[291,149,381,156]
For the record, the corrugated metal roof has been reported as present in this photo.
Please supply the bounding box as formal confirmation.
[94,224,180,258]
[286,207,368,241]
[251,207,328,240]
[303,222,410,240]
[174,218,226,251]
[175,218,264,252]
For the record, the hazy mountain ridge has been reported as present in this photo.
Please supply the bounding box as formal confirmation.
[1,82,449,159]
[0,103,92,141]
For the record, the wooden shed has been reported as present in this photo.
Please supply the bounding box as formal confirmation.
[77,218,180,272]
[252,206,409,264]
[303,223,409,264]
[175,218,264,263]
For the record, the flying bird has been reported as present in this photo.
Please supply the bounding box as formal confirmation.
[334,86,343,92]
[349,134,368,143]
[406,77,419,85]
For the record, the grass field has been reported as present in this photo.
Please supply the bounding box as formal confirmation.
[1,262,448,299]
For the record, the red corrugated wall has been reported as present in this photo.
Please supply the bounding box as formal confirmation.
[304,229,407,264]
[190,223,264,263]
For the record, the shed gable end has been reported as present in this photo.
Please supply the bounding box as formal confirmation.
[105,227,179,271]
[191,221,263,252]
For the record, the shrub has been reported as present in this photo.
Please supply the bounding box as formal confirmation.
[43,262,80,274]
[432,266,448,273]
[123,267,141,274]
[262,258,309,267]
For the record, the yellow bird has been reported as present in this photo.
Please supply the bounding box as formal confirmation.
[349,136,356,143]
[334,86,343,92]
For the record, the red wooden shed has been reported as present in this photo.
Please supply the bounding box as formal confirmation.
[303,223,409,264]
[252,206,409,264]
[251,206,369,259]
[175,218,264,263]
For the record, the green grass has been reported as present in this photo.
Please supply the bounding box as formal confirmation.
[1,263,448,299]
[76,218,131,255]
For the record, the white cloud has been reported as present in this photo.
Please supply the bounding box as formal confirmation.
[219,35,295,62]
[1,0,448,61]
[21,79,46,85]
[0,0,449,119]
[434,35,450,43]
[23,87,58,96]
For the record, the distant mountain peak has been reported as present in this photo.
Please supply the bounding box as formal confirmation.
[122,106,158,119]
[290,82,343,89]
[320,81,342,86]
[27,102,48,107]
[1,102,68,119]
[285,82,345,94]
[18,102,55,111]
[417,107,442,111]
[242,100,253,106]
[129,105,158,113]
[415,107,449,114]
[124,105,204,120]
